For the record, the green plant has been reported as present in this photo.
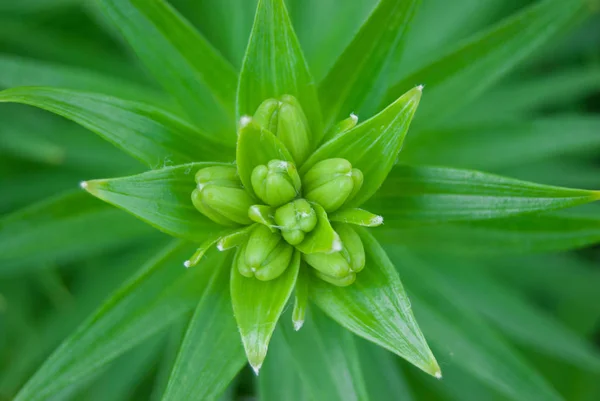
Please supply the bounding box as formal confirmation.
[1,0,600,400]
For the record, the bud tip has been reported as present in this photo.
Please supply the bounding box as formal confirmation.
[79,181,88,189]
[240,115,252,128]
[183,260,192,268]
[293,319,304,331]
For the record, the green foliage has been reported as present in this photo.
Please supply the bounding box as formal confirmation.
[1,0,600,400]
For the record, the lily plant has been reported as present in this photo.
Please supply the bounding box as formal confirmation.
[2,0,600,400]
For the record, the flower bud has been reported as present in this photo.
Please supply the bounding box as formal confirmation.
[251,159,301,207]
[274,199,317,245]
[253,98,279,134]
[277,95,312,165]
[192,166,254,226]
[244,225,294,280]
[303,252,351,279]
[333,223,365,273]
[314,270,356,287]
[303,158,364,212]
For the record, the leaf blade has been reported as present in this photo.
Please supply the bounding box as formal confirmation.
[237,0,322,143]
[309,227,440,377]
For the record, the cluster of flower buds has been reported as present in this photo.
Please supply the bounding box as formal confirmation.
[190,95,383,286]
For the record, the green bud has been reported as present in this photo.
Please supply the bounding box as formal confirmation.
[245,225,294,280]
[192,166,254,226]
[253,98,279,134]
[303,158,364,212]
[277,95,312,165]
[333,223,365,272]
[303,251,351,279]
[251,159,301,207]
[274,199,317,245]
[314,270,356,287]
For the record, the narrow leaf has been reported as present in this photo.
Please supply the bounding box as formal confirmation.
[14,241,223,401]
[0,53,167,107]
[0,191,153,274]
[371,165,600,223]
[384,0,591,127]
[231,250,300,373]
[319,0,420,127]
[97,0,238,142]
[0,87,231,168]
[309,227,440,377]
[280,308,369,401]
[329,208,384,227]
[162,253,246,401]
[235,120,294,198]
[83,163,225,242]
[237,0,323,143]
[376,214,600,255]
[389,248,564,401]
[403,116,600,170]
[301,86,421,207]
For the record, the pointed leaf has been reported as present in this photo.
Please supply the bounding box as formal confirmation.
[371,165,600,223]
[83,163,225,242]
[389,248,564,401]
[320,0,420,127]
[237,0,323,143]
[162,253,246,401]
[14,241,224,401]
[301,86,421,207]
[376,214,600,255]
[280,308,369,401]
[97,0,238,142]
[235,120,294,198]
[0,87,231,168]
[0,191,153,274]
[231,250,300,372]
[309,227,440,377]
[384,0,591,127]
[329,208,384,227]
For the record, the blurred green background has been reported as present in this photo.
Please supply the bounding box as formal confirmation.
[1,0,600,400]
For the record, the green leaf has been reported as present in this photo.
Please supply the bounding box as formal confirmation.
[389,248,564,401]
[384,0,591,128]
[329,208,384,227]
[309,227,440,377]
[0,0,79,13]
[83,163,225,242]
[97,0,238,142]
[376,214,600,255]
[235,120,294,197]
[0,191,154,274]
[231,249,300,372]
[0,53,167,108]
[404,116,600,170]
[319,0,420,128]
[370,165,600,223]
[301,86,421,207]
[237,0,323,144]
[423,257,600,372]
[0,87,231,168]
[280,308,369,401]
[162,253,246,401]
[258,330,309,401]
[14,241,224,401]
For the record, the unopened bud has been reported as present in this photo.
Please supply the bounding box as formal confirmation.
[274,199,317,245]
[192,166,254,226]
[303,158,364,212]
[314,270,356,287]
[253,98,279,134]
[251,159,301,207]
[333,223,365,273]
[244,225,294,280]
[303,251,351,279]
[277,95,312,165]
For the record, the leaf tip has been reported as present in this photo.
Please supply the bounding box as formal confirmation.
[293,318,304,331]
[416,84,424,92]
[79,181,88,190]
[240,115,252,128]
[350,112,358,123]
[371,215,384,226]
[183,260,192,268]
[434,370,442,379]
[250,361,263,376]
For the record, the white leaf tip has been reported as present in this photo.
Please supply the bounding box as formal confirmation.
[79,181,88,189]
[434,370,442,379]
[350,113,358,122]
[331,234,343,252]
[216,242,225,251]
[416,84,424,91]
[251,363,262,375]
[183,260,191,268]
[371,215,384,226]
[293,320,304,331]
[240,115,252,128]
